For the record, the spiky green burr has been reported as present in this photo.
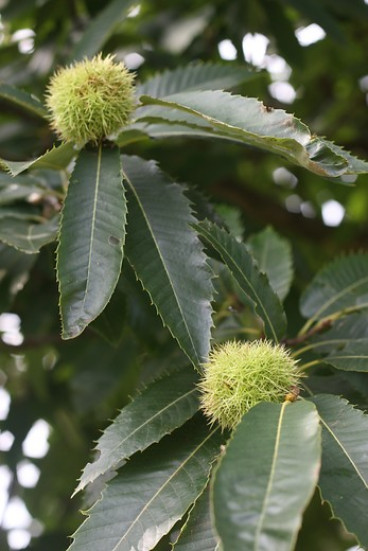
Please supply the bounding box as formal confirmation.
[45,53,135,144]
[199,340,300,430]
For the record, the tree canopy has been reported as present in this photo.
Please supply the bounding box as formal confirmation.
[0,1,368,550]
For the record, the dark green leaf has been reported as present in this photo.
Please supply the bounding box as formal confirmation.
[0,83,48,119]
[138,92,368,177]
[212,401,321,551]
[137,63,260,98]
[173,485,219,551]
[70,0,137,61]
[0,215,59,253]
[57,145,126,339]
[123,155,213,367]
[300,254,368,330]
[68,417,221,551]
[196,220,286,341]
[312,394,368,547]
[0,142,76,176]
[305,313,368,372]
[74,367,200,495]
[247,226,293,301]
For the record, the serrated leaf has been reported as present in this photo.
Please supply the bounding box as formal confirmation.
[247,226,293,301]
[0,83,48,119]
[74,368,200,495]
[300,254,368,330]
[57,145,126,339]
[173,485,219,551]
[0,142,76,177]
[306,313,368,372]
[0,243,36,311]
[70,0,137,61]
[68,416,222,551]
[122,155,213,367]
[0,214,59,253]
[311,394,368,547]
[195,220,286,341]
[212,401,321,551]
[137,63,260,98]
[138,91,368,178]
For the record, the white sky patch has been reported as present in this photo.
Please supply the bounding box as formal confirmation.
[242,33,269,67]
[218,39,237,61]
[322,200,345,226]
[8,529,31,550]
[285,194,302,213]
[22,419,50,459]
[359,74,368,92]
[127,4,141,18]
[17,461,41,488]
[0,387,11,420]
[3,497,32,529]
[0,313,23,346]
[124,52,145,70]
[0,430,14,451]
[296,23,326,47]
[268,81,296,104]
[12,28,35,54]
[273,167,298,188]
[301,201,316,218]
[265,54,292,81]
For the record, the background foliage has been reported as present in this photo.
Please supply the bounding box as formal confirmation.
[0,1,368,550]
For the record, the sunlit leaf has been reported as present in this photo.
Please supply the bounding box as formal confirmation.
[69,417,222,551]
[212,401,321,551]
[138,92,368,177]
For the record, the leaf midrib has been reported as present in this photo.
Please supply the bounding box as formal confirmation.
[308,275,368,324]
[111,427,219,551]
[82,386,198,488]
[82,144,102,313]
[253,402,287,549]
[124,171,199,364]
[319,415,368,489]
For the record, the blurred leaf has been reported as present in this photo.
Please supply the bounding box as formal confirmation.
[312,394,368,547]
[196,220,286,341]
[0,214,59,253]
[300,254,368,328]
[70,0,137,61]
[75,367,199,494]
[306,313,368,372]
[0,172,48,205]
[137,62,260,97]
[68,417,221,551]
[212,401,321,551]
[0,83,48,119]
[0,242,36,311]
[173,485,219,551]
[138,92,368,177]
[57,145,126,339]
[0,142,76,176]
[123,155,213,367]
[247,226,293,301]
